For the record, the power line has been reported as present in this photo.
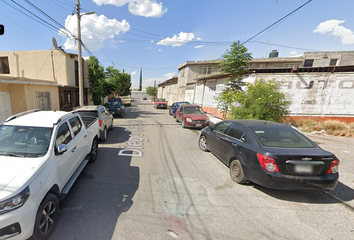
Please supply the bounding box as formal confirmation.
[242,0,314,45]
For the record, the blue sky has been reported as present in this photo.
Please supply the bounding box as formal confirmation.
[1,0,354,87]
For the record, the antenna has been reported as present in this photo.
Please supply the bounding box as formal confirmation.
[52,37,58,49]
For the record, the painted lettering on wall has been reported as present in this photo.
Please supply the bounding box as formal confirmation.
[280,79,354,89]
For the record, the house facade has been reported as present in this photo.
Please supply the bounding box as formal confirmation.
[0,49,92,122]
[158,51,354,122]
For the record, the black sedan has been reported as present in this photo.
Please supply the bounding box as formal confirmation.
[198,120,339,191]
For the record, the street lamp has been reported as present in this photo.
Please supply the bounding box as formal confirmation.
[77,0,94,106]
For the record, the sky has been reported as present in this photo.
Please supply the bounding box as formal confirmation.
[1,0,354,88]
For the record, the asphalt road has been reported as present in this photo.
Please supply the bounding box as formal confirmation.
[51,100,354,240]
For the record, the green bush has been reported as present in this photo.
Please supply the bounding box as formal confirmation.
[228,79,291,122]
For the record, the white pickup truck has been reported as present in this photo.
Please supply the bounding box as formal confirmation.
[0,109,99,240]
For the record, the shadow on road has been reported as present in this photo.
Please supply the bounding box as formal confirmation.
[51,126,139,240]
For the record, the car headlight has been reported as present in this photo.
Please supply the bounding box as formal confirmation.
[117,107,121,111]
[186,118,193,123]
[205,117,210,123]
[0,186,30,215]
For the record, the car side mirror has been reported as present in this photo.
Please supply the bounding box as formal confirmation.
[56,144,67,155]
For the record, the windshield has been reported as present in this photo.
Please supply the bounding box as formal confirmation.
[250,126,316,148]
[156,99,166,102]
[184,107,205,115]
[107,100,122,106]
[0,125,53,157]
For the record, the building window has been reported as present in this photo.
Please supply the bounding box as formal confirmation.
[329,59,338,66]
[36,91,52,110]
[198,65,212,75]
[0,57,10,74]
[304,59,314,67]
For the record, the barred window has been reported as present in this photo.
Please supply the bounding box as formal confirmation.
[0,57,10,74]
[198,65,212,75]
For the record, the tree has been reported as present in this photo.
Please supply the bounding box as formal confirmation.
[217,41,252,117]
[88,56,105,105]
[146,86,157,97]
[106,66,131,97]
[139,68,142,91]
[229,79,291,122]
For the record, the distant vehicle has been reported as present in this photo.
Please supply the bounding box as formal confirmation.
[154,98,168,109]
[175,105,210,129]
[143,97,147,100]
[121,96,131,107]
[198,119,340,191]
[169,101,190,118]
[106,98,125,118]
[0,110,99,240]
[75,105,113,142]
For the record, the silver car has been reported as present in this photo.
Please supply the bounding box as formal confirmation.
[75,105,114,141]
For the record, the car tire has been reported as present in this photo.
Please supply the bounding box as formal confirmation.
[32,193,59,240]
[198,135,209,152]
[230,159,247,184]
[100,127,107,142]
[181,120,186,128]
[169,109,172,115]
[109,119,114,130]
[175,117,179,123]
[89,138,98,163]
[120,111,125,118]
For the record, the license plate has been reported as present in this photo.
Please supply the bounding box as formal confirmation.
[294,164,313,173]
[196,124,202,127]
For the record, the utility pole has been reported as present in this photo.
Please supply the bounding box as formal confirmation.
[76,0,94,106]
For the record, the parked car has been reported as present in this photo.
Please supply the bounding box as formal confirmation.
[0,109,99,240]
[143,97,147,100]
[121,96,131,107]
[106,98,125,117]
[198,119,340,191]
[154,98,168,109]
[75,105,113,142]
[169,101,190,118]
[175,105,210,129]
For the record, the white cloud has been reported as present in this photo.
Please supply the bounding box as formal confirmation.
[143,77,164,87]
[150,40,155,43]
[93,0,167,18]
[131,71,137,75]
[195,45,204,49]
[157,32,195,47]
[129,0,167,18]
[290,51,298,55]
[158,49,161,52]
[314,19,354,44]
[196,37,202,40]
[163,72,175,79]
[60,14,130,51]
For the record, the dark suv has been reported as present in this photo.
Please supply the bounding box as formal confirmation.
[107,98,125,118]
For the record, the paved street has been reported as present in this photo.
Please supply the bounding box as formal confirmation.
[51,100,354,240]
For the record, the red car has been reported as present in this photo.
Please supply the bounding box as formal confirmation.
[176,105,210,128]
[154,98,168,109]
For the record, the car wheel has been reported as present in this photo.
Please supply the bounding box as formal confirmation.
[230,159,247,184]
[169,109,172,115]
[89,138,98,163]
[173,113,176,118]
[175,117,179,122]
[181,120,186,128]
[120,111,125,118]
[109,119,114,130]
[100,127,107,141]
[32,193,59,240]
[198,135,209,152]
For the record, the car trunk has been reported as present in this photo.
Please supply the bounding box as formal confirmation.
[266,148,336,176]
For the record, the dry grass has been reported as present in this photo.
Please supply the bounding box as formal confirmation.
[295,120,354,137]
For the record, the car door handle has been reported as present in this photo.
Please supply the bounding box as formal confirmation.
[84,134,88,139]
[71,146,77,153]
[232,143,238,147]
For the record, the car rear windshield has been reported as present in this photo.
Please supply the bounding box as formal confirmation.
[249,125,316,148]
[0,125,53,157]
[107,100,122,106]
[157,99,166,102]
[184,107,205,114]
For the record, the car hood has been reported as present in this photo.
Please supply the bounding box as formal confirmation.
[0,156,45,200]
[184,114,208,120]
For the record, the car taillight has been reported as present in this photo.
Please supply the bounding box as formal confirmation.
[99,119,103,127]
[327,159,340,174]
[257,153,279,172]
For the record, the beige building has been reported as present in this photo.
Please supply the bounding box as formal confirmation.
[0,49,92,122]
